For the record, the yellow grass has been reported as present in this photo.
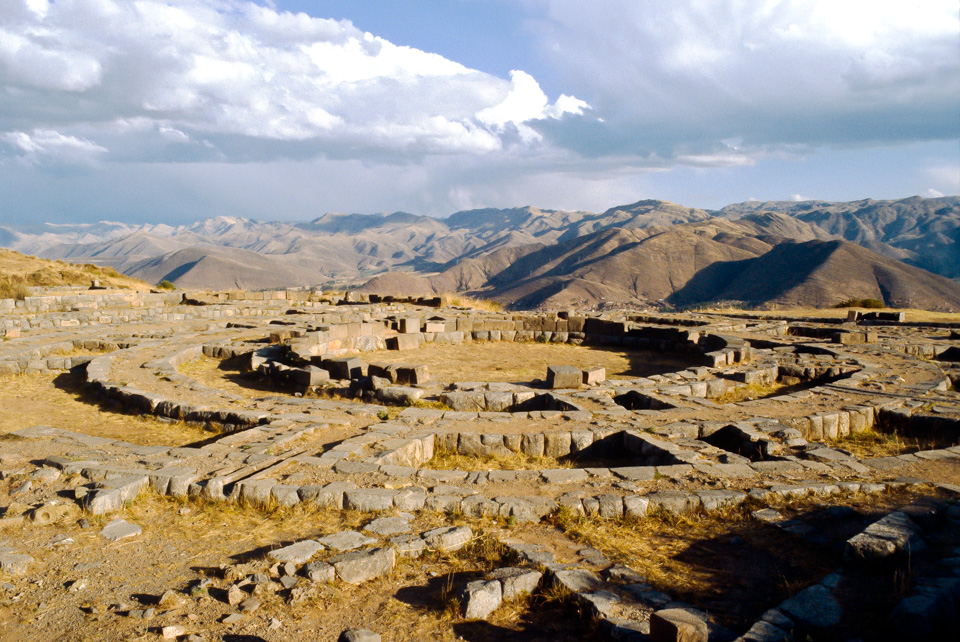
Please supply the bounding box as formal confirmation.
[701,305,960,323]
[0,371,216,446]
[0,248,148,294]
[424,447,572,471]
[440,293,504,312]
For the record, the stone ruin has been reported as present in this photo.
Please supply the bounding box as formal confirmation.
[1,287,960,640]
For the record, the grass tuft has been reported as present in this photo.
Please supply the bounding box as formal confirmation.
[424,447,572,472]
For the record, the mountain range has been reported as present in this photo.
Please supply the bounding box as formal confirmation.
[2,196,958,310]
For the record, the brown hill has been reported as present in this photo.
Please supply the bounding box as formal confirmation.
[669,240,960,310]
[718,196,960,278]
[126,246,327,290]
[0,248,148,297]
[357,215,960,311]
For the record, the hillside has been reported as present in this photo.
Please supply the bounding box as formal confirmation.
[0,195,957,309]
[717,196,960,278]
[357,214,960,311]
[0,248,149,298]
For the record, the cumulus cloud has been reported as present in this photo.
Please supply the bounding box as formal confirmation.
[1,129,107,164]
[0,0,587,165]
[524,0,960,158]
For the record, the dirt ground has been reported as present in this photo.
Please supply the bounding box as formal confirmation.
[358,342,701,383]
[0,371,214,446]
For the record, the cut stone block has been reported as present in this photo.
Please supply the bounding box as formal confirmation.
[547,365,582,389]
[318,531,377,552]
[331,547,396,584]
[267,540,324,565]
[423,525,473,552]
[100,519,142,542]
[650,608,708,642]
[489,567,542,600]
[460,580,502,619]
[582,367,606,385]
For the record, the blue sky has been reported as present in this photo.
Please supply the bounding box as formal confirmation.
[0,0,957,224]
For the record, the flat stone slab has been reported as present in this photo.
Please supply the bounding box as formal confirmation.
[423,526,473,552]
[331,547,396,584]
[363,516,412,537]
[551,568,602,593]
[540,469,589,484]
[318,531,377,552]
[267,539,324,564]
[779,584,842,629]
[100,519,142,542]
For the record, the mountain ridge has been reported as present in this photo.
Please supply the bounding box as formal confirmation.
[1,195,957,310]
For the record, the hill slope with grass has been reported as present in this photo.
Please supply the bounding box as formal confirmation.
[0,248,149,298]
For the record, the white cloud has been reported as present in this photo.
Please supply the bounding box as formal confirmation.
[924,163,960,194]
[477,70,589,142]
[1,129,107,163]
[0,0,587,164]
[923,188,945,198]
[524,0,960,156]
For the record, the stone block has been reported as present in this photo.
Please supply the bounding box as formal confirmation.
[547,365,582,389]
[543,432,572,458]
[331,547,396,584]
[339,629,381,642]
[389,534,427,558]
[387,334,420,351]
[318,531,377,552]
[440,392,486,412]
[520,433,545,458]
[778,584,842,630]
[650,608,709,642]
[551,568,601,593]
[393,487,427,511]
[343,489,397,512]
[423,525,472,552]
[268,540,324,564]
[489,567,542,600]
[582,367,606,385]
[100,518,142,542]
[305,561,336,583]
[395,364,429,385]
[460,580,502,619]
[299,481,358,509]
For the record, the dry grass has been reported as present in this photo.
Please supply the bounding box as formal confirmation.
[0,248,148,294]
[0,371,215,446]
[701,305,960,324]
[547,486,930,630]
[440,293,504,312]
[714,381,789,404]
[836,429,927,458]
[424,447,572,471]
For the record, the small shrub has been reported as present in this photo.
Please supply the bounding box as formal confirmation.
[0,277,30,301]
[157,280,176,290]
[440,293,503,312]
[834,298,885,309]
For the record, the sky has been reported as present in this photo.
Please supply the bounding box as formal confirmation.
[0,0,958,225]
